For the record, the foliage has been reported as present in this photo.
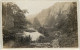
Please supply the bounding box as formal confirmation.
[2,2,29,45]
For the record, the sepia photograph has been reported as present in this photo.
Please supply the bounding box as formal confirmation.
[2,0,78,48]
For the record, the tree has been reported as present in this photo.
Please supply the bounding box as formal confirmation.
[2,2,28,33]
[2,2,28,44]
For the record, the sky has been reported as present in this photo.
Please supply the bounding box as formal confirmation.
[14,1,56,16]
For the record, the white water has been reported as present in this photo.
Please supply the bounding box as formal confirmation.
[22,31,44,41]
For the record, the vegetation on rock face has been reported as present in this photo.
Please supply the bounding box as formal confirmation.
[33,2,78,47]
[2,2,78,48]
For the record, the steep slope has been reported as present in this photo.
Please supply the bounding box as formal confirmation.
[33,2,76,28]
[33,2,78,47]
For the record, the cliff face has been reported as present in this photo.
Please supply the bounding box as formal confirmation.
[33,2,77,28]
[33,2,78,47]
[2,2,78,48]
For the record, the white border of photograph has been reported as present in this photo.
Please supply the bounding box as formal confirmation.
[0,0,80,50]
